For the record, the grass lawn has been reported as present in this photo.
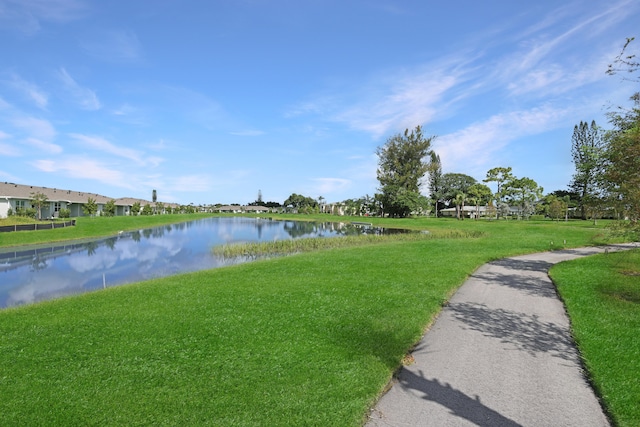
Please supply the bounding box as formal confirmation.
[0,213,220,248]
[550,249,640,427]
[0,215,631,425]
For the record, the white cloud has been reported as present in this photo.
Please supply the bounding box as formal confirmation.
[23,137,63,154]
[290,54,476,139]
[8,74,48,109]
[0,143,21,156]
[433,105,573,175]
[310,177,351,195]
[168,175,214,192]
[57,68,101,110]
[69,133,149,165]
[0,0,87,36]
[31,156,134,190]
[12,116,56,141]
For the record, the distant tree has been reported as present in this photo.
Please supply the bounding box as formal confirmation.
[505,177,543,219]
[467,183,493,220]
[427,151,444,217]
[263,201,282,209]
[131,201,141,216]
[569,120,606,220]
[103,199,116,217]
[152,189,157,203]
[543,195,567,221]
[376,126,434,217]
[82,197,98,217]
[141,204,153,215]
[156,202,165,214]
[484,167,515,210]
[284,193,317,211]
[454,192,467,220]
[30,192,48,220]
[440,173,477,209]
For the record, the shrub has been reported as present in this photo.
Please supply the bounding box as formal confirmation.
[59,208,71,219]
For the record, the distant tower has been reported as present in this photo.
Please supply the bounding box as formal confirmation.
[257,189,263,204]
[152,189,157,203]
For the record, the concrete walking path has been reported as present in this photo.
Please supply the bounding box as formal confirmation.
[366,243,639,427]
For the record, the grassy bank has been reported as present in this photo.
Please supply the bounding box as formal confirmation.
[550,249,640,427]
[0,216,628,425]
[0,213,219,248]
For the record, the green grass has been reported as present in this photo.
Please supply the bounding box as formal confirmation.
[0,215,631,426]
[550,249,640,427]
[0,213,219,248]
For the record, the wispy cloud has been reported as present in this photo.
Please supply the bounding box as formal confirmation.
[168,175,214,192]
[31,156,134,190]
[81,29,142,63]
[0,0,87,36]
[23,137,63,154]
[310,177,351,196]
[290,56,476,139]
[433,105,573,176]
[12,116,56,141]
[0,130,21,156]
[7,74,48,109]
[68,133,156,165]
[57,68,101,110]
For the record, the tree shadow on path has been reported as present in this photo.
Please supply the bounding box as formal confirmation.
[448,302,576,361]
[397,368,523,427]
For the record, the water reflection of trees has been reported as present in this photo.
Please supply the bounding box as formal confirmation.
[282,221,412,239]
[283,221,321,238]
[105,237,117,250]
[30,254,47,272]
[86,241,98,256]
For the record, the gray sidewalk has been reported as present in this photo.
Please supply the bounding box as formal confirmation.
[366,244,639,427]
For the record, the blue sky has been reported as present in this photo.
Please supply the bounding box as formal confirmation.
[1,0,638,205]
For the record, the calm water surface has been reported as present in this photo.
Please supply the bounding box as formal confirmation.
[0,217,373,309]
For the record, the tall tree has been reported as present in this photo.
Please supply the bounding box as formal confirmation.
[376,126,434,217]
[604,37,640,235]
[569,120,606,220]
[30,192,48,220]
[483,167,514,201]
[505,177,543,219]
[427,151,443,217]
[604,95,640,226]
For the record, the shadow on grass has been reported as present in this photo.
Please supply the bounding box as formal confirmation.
[448,302,577,361]
[395,368,523,427]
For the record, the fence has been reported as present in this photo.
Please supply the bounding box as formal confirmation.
[0,220,76,233]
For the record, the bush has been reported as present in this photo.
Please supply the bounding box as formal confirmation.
[7,208,13,217]
[59,208,71,219]
[25,208,37,219]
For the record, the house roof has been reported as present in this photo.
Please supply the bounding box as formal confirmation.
[0,182,176,208]
[0,182,114,204]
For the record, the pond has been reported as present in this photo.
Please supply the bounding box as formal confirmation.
[0,217,389,309]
